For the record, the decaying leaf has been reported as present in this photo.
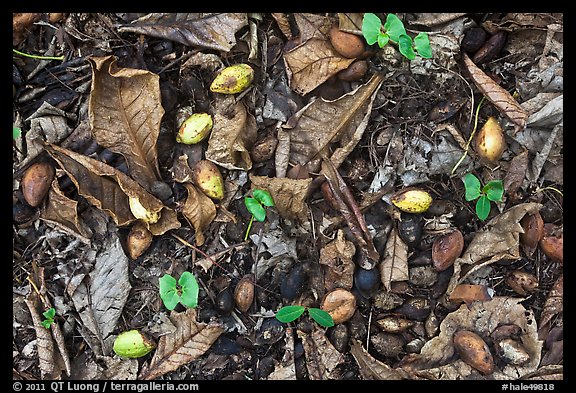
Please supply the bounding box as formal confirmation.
[283,37,355,96]
[101,357,139,380]
[181,183,216,246]
[462,53,528,132]
[249,174,311,222]
[379,227,409,292]
[88,55,163,192]
[350,339,408,380]
[445,203,542,298]
[503,150,529,201]
[448,284,492,306]
[118,13,247,52]
[401,297,542,380]
[319,229,355,291]
[271,13,293,40]
[337,13,364,35]
[277,73,383,174]
[40,179,92,244]
[293,13,332,42]
[24,297,57,379]
[538,274,563,339]
[267,327,296,380]
[45,144,180,236]
[139,308,224,380]
[205,95,258,171]
[298,326,345,380]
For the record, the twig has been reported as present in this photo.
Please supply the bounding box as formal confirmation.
[13,48,64,61]
[451,96,486,175]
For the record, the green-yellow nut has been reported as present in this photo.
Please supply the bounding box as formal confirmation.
[210,64,254,94]
[192,160,224,200]
[176,113,213,145]
[391,188,432,213]
[129,197,161,224]
[113,330,155,359]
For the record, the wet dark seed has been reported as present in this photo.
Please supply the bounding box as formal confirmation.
[197,307,218,323]
[410,250,433,266]
[328,324,350,353]
[255,318,285,345]
[13,201,36,223]
[461,27,487,53]
[215,288,234,315]
[396,297,431,321]
[354,267,380,298]
[397,213,424,248]
[257,356,276,379]
[370,332,405,358]
[150,181,173,201]
[472,31,507,64]
[280,264,308,301]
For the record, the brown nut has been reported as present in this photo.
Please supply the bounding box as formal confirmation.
[21,162,55,207]
[432,229,464,271]
[234,274,255,313]
[472,31,507,64]
[338,60,368,81]
[505,270,539,296]
[321,288,356,324]
[540,224,563,264]
[453,330,495,375]
[127,222,153,260]
[519,212,544,256]
[375,314,415,333]
[329,27,365,58]
[192,160,224,200]
[250,134,278,163]
[474,117,506,162]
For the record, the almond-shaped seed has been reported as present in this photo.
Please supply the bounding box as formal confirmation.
[113,330,155,359]
[234,274,255,313]
[474,117,506,162]
[391,187,433,213]
[375,314,414,333]
[250,134,278,163]
[21,162,55,207]
[472,31,507,64]
[540,225,563,264]
[127,222,153,260]
[338,60,368,81]
[432,229,464,271]
[453,330,495,375]
[329,27,365,59]
[128,197,161,224]
[505,270,538,296]
[210,64,254,94]
[192,160,224,200]
[321,288,356,324]
[176,113,213,145]
[519,212,544,256]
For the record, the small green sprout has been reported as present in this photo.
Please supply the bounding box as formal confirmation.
[244,189,275,241]
[362,13,432,60]
[275,305,335,328]
[159,271,199,310]
[462,173,504,221]
[13,127,21,140]
[41,307,56,329]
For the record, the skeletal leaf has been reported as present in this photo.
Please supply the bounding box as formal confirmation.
[277,73,383,174]
[379,227,409,292]
[88,56,163,192]
[182,183,217,246]
[462,53,528,132]
[249,174,311,222]
[118,13,247,52]
[298,326,345,380]
[139,308,224,380]
[283,37,355,96]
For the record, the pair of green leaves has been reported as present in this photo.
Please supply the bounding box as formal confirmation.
[362,13,432,60]
[462,173,504,221]
[275,305,334,328]
[244,189,274,222]
[41,307,56,329]
[159,271,199,311]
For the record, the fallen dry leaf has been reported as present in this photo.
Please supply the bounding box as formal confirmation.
[139,308,224,380]
[283,37,355,96]
[538,274,563,340]
[206,95,258,171]
[503,150,529,202]
[319,229,355,291]
[448,284,492,306]
[271,13,293,40]
[181,183,216,246]
[277,73,383,174]
[349,339,408,380]
[379,227,409,292]
[24,297,58,379]
[88,55,162,192]
[298,326,345,380]
[118,13,247,52]
[337,13,364,35]
[402,297,542,380]
[13,13,42,45]
[293,13,332,42]
[462,53,528,132]
[249,174,312,222]
[267,327,296,380]
[444,202,542,298]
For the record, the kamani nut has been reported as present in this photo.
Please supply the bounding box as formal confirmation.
[113,330,155,359]
[210,64,254,94]
[391,188,433,213]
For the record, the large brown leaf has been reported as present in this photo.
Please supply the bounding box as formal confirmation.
[283,37,355,96]
[88,55,163,192]
[45,144,180,235]
[181,183,216,246]
[205,95,258,171]
[139,308,224,380]
[462,53,528,132]
[277,73,383,174]
[379,227,409,292]
[249,174,312,222]
[118,13,247,52]
[293,13,332,41]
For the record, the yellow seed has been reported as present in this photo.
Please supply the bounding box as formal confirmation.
[113,330,155,358]
[391,188,432,213]
[176,113,213,144]
[210,64,254,94]
[129,197,161,224]
[192,160,225,200]
[474,117,506,162]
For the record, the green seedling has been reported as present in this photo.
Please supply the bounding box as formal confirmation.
[244,189,275,241]
[362,13,432,60]
[275,305,335,328]
[159,271,199,311]
[41,307,56,329]
[462,173,504,221]
[13,127,21,140]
